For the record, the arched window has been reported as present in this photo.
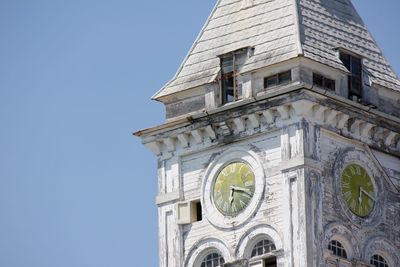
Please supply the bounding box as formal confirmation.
[370,254,389,267]
[251,239,276,257]
[200,253,225,267]
[328,240,347,259]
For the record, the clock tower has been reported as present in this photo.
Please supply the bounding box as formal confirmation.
[135,1,400,266]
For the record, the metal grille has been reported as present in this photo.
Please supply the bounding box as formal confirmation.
[200,253,225,267]
[251,239,276,257]
[328,240,348,259]
[370,254,389,267]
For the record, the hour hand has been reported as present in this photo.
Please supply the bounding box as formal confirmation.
[228,188,234,205]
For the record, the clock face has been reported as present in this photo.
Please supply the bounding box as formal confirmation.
[213,162,255,216]
[341,164,375,217]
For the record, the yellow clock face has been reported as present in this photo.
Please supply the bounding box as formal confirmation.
[213,162,255,216]
[342,164,375,217]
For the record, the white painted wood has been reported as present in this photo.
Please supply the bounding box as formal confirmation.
[262,110,275,124]
[154,0,400,101]
[137,2,400,266]
[233,117,246,132]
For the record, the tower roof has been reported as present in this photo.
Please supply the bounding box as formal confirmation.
[153,0,400,100]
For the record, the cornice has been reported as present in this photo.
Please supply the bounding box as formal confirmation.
[137,91,400,159]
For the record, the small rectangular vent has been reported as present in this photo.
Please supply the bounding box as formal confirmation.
[264,71,292,89]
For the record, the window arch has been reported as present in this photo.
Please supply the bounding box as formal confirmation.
[200,252,225,267]
[328,240,348,259]
[370,254,389,267]
[251,238,276,257]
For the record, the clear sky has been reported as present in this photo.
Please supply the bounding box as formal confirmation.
[0,1,398,267]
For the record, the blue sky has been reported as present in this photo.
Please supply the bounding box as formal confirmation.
[0,1,398,266]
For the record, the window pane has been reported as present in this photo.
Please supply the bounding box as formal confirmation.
[201,253,224,267]
[251,239,276,257]
[278,71,291,84]
[265,76,278,88]
[340,52,363,100]
[351,56,362,75]
[328,240,347,259]
[350,76,361,96]
[340,52,351,70]
[370,254,389,267]
[325,78,335,91]
[221,56,234,73]
[313,73,324,87]
[222,73,235,104]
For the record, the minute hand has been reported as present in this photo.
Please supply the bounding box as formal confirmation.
[360,187,376,201]
[230,185,252,194]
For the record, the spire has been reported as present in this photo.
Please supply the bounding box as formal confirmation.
[152,0,400,100]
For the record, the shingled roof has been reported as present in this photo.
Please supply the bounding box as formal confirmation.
[153,0,400,100]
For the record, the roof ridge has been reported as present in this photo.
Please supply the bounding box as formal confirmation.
[152,0,400,100]
[292,0,303,56]
[151,0,222,100]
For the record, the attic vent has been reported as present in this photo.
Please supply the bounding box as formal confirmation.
[241,0,254,9]
[313,73,335,91]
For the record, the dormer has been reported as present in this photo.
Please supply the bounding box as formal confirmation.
[152,0,400,121]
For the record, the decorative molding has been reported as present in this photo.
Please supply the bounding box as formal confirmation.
[177,133,190,148]
[337,113,350,129]
[164,137,176,151]
[325,110,339,126]
[359,122,375,138]
[191,129,203,144]
[248,114,261,129]
[262,110,275,124]
[144,141,162,155]
[205,125,217,141]
[384,131,398,147]
[313,105,328,123]
[233,117,246,133]
[277,105,290,120]
[141,99,399,157]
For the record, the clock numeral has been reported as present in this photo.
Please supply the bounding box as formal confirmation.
[242,193,252,199]
[342,174,351,183]
[343,191,352,202]
[350,199,356,210]
[214,192,222,201]
[232,203,237,213]
[239,199,246,208]
[342,181,350,189]
[355,165,361,176]
[349,166,356,176]
[358,205,363,215]
[244,180,254,187]
[216,197,223,206]
[223,202,229,212]
[367,199,374,209]
[229,164,235,173]
[362,170,367,180]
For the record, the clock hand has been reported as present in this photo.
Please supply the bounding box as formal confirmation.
[358,187,363,205]
[360,187,376,202]
[230,185,252,194]
[229,188,234,205]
